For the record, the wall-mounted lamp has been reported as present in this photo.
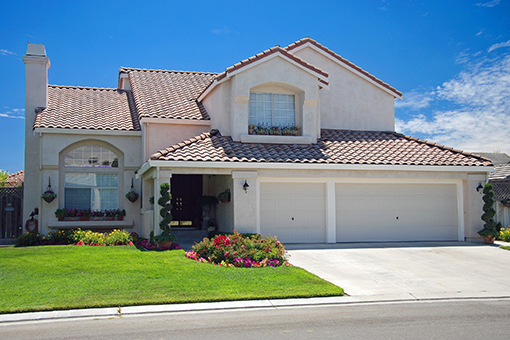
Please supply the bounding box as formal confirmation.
[243,180,249,193]
[476,183,484,192]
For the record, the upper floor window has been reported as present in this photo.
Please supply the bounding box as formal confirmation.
[249,93,295,127]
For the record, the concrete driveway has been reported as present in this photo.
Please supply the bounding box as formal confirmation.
[286,241,510,300]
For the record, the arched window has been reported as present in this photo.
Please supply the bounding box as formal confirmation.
[63,145,120,210]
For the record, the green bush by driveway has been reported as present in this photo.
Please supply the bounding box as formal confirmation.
[0,245,343,314]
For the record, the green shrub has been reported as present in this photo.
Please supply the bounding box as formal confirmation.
[16,232,44,247]
[71,229,133,246]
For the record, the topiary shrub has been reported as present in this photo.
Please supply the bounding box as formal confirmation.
[154,182,177,244]
[478,183,498,238]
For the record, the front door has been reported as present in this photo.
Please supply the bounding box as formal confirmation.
[171,175,203,229]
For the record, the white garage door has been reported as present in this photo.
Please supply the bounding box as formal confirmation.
[260,182,326,243]
[336,183,458,242]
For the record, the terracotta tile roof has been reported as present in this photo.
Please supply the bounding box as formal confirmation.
[285,37,403,98]
[151,129,492,167]
[198,46,329,100]
[34,85,140,131]
[5,170,24,187]
[120,68,217,120]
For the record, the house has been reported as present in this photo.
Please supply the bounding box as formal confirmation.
[23,38,493,243]
[477,153,510,228]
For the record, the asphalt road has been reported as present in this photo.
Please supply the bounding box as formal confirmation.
[1,299,509,340]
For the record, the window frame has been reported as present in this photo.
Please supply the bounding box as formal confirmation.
[249,92,296,128]
[59,141,124,212]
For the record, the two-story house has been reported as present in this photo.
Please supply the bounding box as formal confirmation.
[23,38,492,243]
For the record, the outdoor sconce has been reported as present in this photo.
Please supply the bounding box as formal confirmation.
[243,180,249,193]
[476,183,483,192]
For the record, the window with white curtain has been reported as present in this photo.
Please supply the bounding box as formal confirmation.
[249,93,295,126]
[63,145,119,210]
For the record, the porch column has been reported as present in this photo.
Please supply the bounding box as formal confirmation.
[232,171,258,234]
[325,181,336,243]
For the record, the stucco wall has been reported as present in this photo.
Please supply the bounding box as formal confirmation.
[35,132,143,235]
[142,121,210,160]
[292,46,395,131]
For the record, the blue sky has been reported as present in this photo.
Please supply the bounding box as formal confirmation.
[1,0,509,173]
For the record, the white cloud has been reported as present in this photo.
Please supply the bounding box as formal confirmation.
[211,26,233,35]
[0,108,25,119]
[488,40,510,53]
[476,0,501,7]
[394,90,435,110]
[0,49,17,56]
[396,54,510,154]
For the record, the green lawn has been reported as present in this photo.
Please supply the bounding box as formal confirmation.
[501,246,510,251]
[0,245,343,314]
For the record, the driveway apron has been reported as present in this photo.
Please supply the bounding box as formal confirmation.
[286,242,510,299]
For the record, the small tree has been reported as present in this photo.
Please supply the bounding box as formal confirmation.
[0,169,8,187]
[478,183,497,238]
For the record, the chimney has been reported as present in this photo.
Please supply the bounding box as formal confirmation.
[22,43,50,223]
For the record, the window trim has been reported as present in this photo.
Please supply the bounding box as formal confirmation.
[249,92,296,128]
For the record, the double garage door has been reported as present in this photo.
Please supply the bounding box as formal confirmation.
[260,182,458,243]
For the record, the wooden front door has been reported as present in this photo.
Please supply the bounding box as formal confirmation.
[171,175,203,228]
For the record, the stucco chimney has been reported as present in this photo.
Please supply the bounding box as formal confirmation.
[22,43,50,223]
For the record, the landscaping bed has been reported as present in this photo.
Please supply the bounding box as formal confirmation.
[0,244,344,314]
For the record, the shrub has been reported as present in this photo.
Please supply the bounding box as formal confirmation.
[499,228,510,242]
[188,230,290,267]
[71,229,133,246]
[16,232,44,247]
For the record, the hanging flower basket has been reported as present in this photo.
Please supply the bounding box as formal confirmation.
[41,177,57,203]
[126,179,139,203]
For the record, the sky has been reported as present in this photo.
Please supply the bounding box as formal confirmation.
[1,0,509,174]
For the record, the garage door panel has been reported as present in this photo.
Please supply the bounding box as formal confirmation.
[336,183,458,242]
[261,182,325,243]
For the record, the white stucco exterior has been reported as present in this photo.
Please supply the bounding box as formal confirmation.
[23,39,491,243]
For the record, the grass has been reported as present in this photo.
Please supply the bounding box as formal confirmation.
[501,246,510,251]
[0,245,343,314]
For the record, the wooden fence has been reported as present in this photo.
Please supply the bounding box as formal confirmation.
[0,186,23,239]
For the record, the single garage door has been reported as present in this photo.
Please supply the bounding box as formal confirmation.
[260,182,326,243]
[336,183,458,242]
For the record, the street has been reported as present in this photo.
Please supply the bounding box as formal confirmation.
[1,299,509,339]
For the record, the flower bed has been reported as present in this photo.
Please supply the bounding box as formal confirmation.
[186,230,291,267]
[499,227,510,242]
[16,229,134,247]
[135,238,182,251]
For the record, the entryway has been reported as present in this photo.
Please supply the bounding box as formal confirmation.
[171,174,203,229]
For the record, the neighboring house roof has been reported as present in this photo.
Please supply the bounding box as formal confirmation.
[476,152,510,167]
[5,170,24,187]
[490,164,510,182]
[197,46,329,101]
[120,68,217,120]
[285,37,403,99]
[151,129,492,167]
[492,182,510,200]
[34,85,140,131]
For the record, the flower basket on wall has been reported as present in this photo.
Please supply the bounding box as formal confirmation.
[217,189,231,203]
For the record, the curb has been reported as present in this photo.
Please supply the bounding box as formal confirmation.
[2,294,510,323]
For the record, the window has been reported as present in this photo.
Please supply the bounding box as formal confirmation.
[63,145,120,210]
[249,93,295,127]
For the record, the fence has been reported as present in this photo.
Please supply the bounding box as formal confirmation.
[0,186,23,239]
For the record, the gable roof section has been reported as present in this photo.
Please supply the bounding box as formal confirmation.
[198,46,329,101]
[121,68,217,120]
[476,152,510,166]
[5,170,24,187]
[285,37,403,99]
[34,85,140,131]
[150,129,492,167]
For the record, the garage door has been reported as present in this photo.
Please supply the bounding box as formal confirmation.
[260,182,326,243]
[336,183,458,242]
